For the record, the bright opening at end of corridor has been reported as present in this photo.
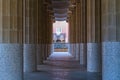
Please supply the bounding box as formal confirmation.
[53,21,69,52]
[51,21,72,60]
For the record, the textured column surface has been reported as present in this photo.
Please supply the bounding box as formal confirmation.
[68,43,71,53]
[86,0,101,72]
[102,42,120,80]
[24,44,36,72]
[75,43,80,60]
[87,43,101,72]
[47,44,51,57]
[36,44,44,65]
[23,0,38,72]
[101,0,120,80]
[69,44,72,55]
[70,44,75,57]
[0,44,23,80]
[0,0,23,79]
[37,0,44,65]
[51,44,54,53]
[73,43,76,58]
[80,43,87,65]
[44,44,49,60]
[79,0,87,66]
[42,44,47,60]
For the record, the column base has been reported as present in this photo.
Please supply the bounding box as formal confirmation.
[36,44,44,65]
[24,44,36,72]
[70,43,76,58]
[68,43,70,53]
[75,43,80,60]
[80,43,87,65]
[0,44,23,80]
[42,44,47,60]
[87,43,101,72]
[70,44,74,56]
[51,44,54,53]
[102,42,120,80]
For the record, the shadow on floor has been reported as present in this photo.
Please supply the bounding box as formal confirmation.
[24,52,102,80]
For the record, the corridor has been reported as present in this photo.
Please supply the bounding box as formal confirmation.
[0,0,120,80]
[24,52,101,80]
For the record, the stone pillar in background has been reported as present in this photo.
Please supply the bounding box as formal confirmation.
[0,0,23,80]
[101,0,120,80]
[45,10,51,59]
[23,0,38,72]
[80,0,87,66]
[37,0,45,65]
[42,5,47,60]
[37,0,42,65]
[37,3,53,63]
[69,3,77,59]
[51,43,54,53]
[50,19,54,54]
[75,1,81,61]
[68,16,72,55]
[87,0,101,72]
[47,14,53,57]
[72,4,77,59]
[69,14,75,57]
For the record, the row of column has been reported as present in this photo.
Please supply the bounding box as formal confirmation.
[69,0,87,66]
[69,0,120,80]
[0,0,53,80]
[37,1,53,65]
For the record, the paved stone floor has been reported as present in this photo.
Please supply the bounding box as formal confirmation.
[24,52,102,80]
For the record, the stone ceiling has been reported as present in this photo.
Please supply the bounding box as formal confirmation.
[51,0,70,21]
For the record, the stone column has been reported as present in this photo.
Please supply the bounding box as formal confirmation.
[45,10,51,59]
[37,0,43,65]
[75,1,81,61]
[23,0,38,72]
[68,16,72,55]
[0,0,23,80]
[73,6,77,60]
[47,13,53,57]
[101,0,120,80]
[86,0,101,72]
[51,43,54,53]
[49,18,53,54]
[68,16,71,54]
[69,14,74,56]
[80,0,87,65]
[42,5,47,60]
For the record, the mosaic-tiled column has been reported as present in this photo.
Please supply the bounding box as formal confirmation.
[101,0,120,80]
[23,0,38,72]
[0,0,23,80]
[86,0,101,72]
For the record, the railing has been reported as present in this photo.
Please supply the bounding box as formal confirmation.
[54,43,68,49]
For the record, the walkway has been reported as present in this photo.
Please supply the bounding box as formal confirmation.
[24,52,102,80]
